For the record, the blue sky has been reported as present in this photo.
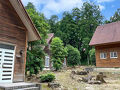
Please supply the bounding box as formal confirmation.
[22,0,120,20]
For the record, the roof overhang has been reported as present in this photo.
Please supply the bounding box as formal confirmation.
[89,21,120,46]
[9,0,41,42]
[89,41,120,46]
[46,33,54,44]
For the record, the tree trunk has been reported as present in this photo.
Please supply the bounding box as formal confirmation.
[87,55,89,65]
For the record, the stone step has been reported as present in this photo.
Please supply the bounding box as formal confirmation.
[15,87,39,90]
[0,83,41,90]
[13,84,37,89]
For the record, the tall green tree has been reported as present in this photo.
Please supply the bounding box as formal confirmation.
[77,2,103,65]
[59,12,76,46]
[110,8,120,22]
[52,2,103,65]
[25,2,50,75]
[25,2,49,45]
[48,15,59,33]
[105,8,120,23]
[51,37,67,70]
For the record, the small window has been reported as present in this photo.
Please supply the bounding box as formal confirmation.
[110,52,118,58]
[100,53,107,59]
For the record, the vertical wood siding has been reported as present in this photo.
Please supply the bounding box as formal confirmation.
[95,43,120,67]
[0,0,27,82]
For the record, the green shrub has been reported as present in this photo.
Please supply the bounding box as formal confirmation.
[66,45,81,66]
[89,48,95,65]
[26,46,44,76]
[40,73,55,82]
[52,58,63,71]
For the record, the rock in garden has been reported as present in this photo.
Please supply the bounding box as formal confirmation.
[96,72,106,83]
[32,74,36,77]
[84,68,93,72]
[70,73,76,80]
[77,79,82,83]
[36,75,40,79]
[82,75,94,82]
[76,71,88,75]
[48,82,60,88]
[88,80,102,84]
[27,77,31,81]
[71,70,76,74]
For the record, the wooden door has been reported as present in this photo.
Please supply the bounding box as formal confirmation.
[0,44,15,83]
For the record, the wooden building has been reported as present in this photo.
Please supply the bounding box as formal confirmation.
[43,33,67,70]
[43,33,54,70]
[0,0,40,83]
[89,21,120,67]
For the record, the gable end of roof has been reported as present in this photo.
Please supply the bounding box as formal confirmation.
[9,0,41,41]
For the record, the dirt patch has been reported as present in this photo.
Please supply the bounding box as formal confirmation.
[26,66,120,90]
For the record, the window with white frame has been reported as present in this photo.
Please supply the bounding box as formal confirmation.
[100,53,107,59]
[110,52,118,58]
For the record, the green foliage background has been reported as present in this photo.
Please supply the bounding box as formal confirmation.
[25,2,49,75]
[66,45,81,66]
[48,2,103,65]
[25,1,120,74]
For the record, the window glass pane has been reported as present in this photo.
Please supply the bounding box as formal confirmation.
[100,53,107,59]
[104,53,106,58]
[110,52,118,58]
[102,53,103,58]
[114,52,117,57]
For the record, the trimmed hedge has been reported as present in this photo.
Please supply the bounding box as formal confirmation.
[40,73,55,82]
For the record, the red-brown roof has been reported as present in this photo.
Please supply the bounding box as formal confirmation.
[46,33,54,44]
[89,21,120,46]
[41,33,54,50]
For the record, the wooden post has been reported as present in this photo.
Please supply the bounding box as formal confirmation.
[24,30,28,81]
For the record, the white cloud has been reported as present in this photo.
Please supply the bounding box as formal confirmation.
[95,0,115,11]
[96,0,114,3]
[41,0,84,18]
[22,0,112,18]
[22,0,84,18]
[99,4,105,10]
